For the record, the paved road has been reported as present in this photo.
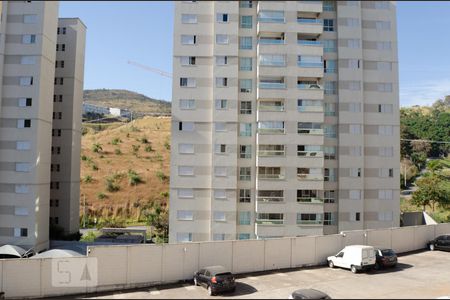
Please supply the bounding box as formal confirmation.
[83,250,450,299]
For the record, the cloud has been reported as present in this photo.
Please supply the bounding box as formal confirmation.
[400,78,450,107]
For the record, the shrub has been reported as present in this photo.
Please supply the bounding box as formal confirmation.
[128,169,143,186]
[105,177,120,192]
[111,137,122,145]
[91,164,99,171]
[132,144,140,155]
[114,148,122,155]
[81,155,88,161]
[92,143,103,153]
[145,145,154,152]
[83,175,93,183]
[156,170,169,182]
[140,136,149,144]
[97,192,107,200]
[164,140,170,150]
[160,191,169,198]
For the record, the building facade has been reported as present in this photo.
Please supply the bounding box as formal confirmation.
[170,0,400,243]
[50,18,86,235]
[0,1,85,251]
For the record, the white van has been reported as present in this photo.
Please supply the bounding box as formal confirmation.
[327,245,376,273]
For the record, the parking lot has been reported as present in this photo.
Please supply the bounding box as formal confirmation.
[84,250,450,299]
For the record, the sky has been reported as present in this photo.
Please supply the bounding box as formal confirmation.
[59,1,450,107]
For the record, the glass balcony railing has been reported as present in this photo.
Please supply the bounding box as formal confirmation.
[259,82,286,89]
[258,17,285,23]
[297,174,323,181]
[259,173,285,180]
[259,104,285,111]
[258,150,285,156]
[260,61,286,67]
[256,220,284,225]
[258,128,285,134]
[257,196,284,203]
[298,128,324,135]
[297,220,323,225]
[297,18,323,24]
[258,39,285,45]
[298,61,324,68]
[298,40,322,46]
[298,105,323,112]
[297,197,324,204]
[297,150,323,157]
[298,83,322,89]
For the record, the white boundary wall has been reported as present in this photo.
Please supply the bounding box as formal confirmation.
[1,223,450,298]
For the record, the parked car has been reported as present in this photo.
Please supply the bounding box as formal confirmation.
[374,248,397,270]
[193,265,236,296]
[427,235,450,251]
[289,289,331,299]
[327,245,376,273]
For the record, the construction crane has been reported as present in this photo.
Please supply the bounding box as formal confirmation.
[127,60,173,78]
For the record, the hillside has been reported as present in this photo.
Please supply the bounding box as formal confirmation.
[83,89,171,115]
[80,117,171,226]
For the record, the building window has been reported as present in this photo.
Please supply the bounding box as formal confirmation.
[239,189,251,203]
[20,77,33,86]
[240,145,252,159]
[179,122,194,132]
[20,56,36,65]
[239,167,251,181]
[296,213,323,225]
[214,166,227,177]
[22,34,36,44]
[216,77,228,87]
[181,35,196,45]
[257,213,284,225]
[324,190,336,203]
[180,56,196,66]
[324,19,335,32]
[215,122,226,132]
[378,104,393,113]
[23,14,38,24]
[349,102,361,112]
[349,124,362,135]
[214,189,227,200]
[178,143,194,154]
[216,13,229,23]
[240,79,252,93]
[177,233,193,243]
[239,1,252,8]
[54,95,63,102]
[214,211,226,222]
[55,60,65,68]
[324,213,337,225]
[180,78,196,87]
[239,36,252,50]
[57,27,67,35]
[14,228,28,237]
[323,40,336,53]
[239,212,251,225]
[350,190,361,200]
[240,101,252,114]
[216,34,229,45]
[18,98,32,107]
[324,125,337,138]
[379,211,393,221]
[379,147,394,157]
[240,57,252,71]
[238,233,250,240]
[240,15,252,28]
[350,168,362,178]
[378,125,393,136]
[379,168,394,178]
[239,123,252,137]
[56,44,66,51]
[216,56,228,65]
[52,129,62,136]
[181,14,197,24]
[213,234,225,241]
[215,144,227,154]
[324,146,336,159]
[178,166,194,176]
[324,81,337,95]
[349,146,362,156]
[15,185,29,194]
[376,21,391,30]
[324,168,336,181]
[324,103,336,116]
[215,99,228,110]
[51,146,61,155]
[178,189,194,198]
[18,119,31,128]
[16,163,31,172]
[177,210,194,221]
[323,1,336,11]
[53,112,62,119]
[379,189,393,200]
[348,39,360,49]
[179,99,195,110]
[324,60,336,73]
[54,77,64,85]
[50,182,60,190]
[16,141,31,151]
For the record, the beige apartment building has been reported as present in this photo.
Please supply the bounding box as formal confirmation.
[0,1,85,252]
[170,0,400,243]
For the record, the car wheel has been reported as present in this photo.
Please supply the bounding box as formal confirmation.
[208,286,214,296]
[193,277,198,286]
[374,263,380,270]
[429,244,435,251]
[391,263,397,268]
[230,287,236,293]
[351,265,358,274]
[328,260,335,268]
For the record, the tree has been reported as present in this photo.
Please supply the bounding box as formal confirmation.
[411,174,448,211]
[411,140,432,157]
[143,201,169,243]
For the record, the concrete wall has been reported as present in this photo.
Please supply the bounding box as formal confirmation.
[1,223,450,299]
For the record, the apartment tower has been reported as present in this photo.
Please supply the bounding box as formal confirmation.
[50,18,86,235]
[170,0,400,242]
[0,1,86,251]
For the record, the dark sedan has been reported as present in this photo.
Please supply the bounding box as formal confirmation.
[193,265,236,296]
[289,289,331,299]
[428,235,450,251]
[374,248,397,270]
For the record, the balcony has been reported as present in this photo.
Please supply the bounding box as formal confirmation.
[297,169,323,181]
[258,167,284,180]
[298,61,323,68]
[256,219,284,225]
[259,79,286,89]
[259,100,284,112]
[298,40,322,46]
[297,197,324,204]
[297,1,323,13]
[297,150,323,157]
[297,18,323,25]
[258,145,285,157]
[297,220,323,225]
[258,37,285,45]
[257,191,284,203]
[296,18,323,35]
[297,82,322,90]
[298,105,323,112]
[258,128,285,135]
[256,213,284,225]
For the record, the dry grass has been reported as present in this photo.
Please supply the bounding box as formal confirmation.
[80,116,171,222]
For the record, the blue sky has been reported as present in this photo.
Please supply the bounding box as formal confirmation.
[59,1,450,107]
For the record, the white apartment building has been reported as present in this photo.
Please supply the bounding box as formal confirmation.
[0,1,85,251]
[170,0,400,243]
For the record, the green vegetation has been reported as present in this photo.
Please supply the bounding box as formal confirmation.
[145,145,154,152]
[111,137,122,145]
[83,175,93,183]
[156,170,169,182]
[92,142,103,153]
[142,201,169,243]
[127,169,143,186]
[114,148,122,155]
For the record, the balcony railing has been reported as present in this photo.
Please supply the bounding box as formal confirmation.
[297,197,324,204]
[298,40,322,46]
[298,105,323,112]
[259,174,285,180]
[260,61,286,67]
[297,174,323,181]
[298,61,324,68]
[258,39,285,45]
[259,104,285,111]
[298,128,324,135]
[298,83,322,90]
[297,18,323,24]
[297,220,323,225]
[258,150,285,156]
[259,82,286,89]
[258,128,285,134]
[256,220,284,225]
[258,17,285,23]
[257,196,284,203]
[297,150,323,157]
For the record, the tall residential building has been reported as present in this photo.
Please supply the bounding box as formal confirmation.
[0,1,86,252]
[50,18,86,235]
[170,0,400,243]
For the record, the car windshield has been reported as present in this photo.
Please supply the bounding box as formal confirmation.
[381,249,395,256]
[216,272,233,277]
